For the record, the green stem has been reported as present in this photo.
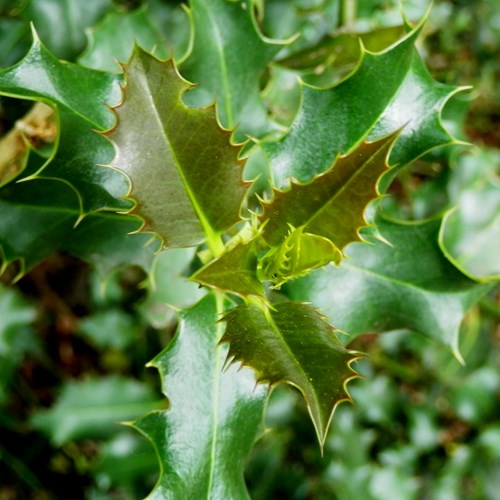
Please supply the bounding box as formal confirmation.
[479,297,500,320]
[339,0,356,30]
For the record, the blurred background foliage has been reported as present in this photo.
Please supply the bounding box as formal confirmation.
[0,0,498,498]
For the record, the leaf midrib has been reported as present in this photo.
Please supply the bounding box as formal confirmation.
[138,57,215,242]
[265,307,323,428]
[303,142,387,233]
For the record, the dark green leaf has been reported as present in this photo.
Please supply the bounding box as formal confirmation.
[0,37,129,212]
[0,177,159,277]
[134,295,267,498]
[286,217,492,357]
[263,24,421,186]
[180,0,285,139]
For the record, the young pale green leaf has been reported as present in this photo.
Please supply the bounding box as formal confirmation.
[108,48,248,248]
[263,24,421,186]
[21,0,112,60]
[191,239,264,298]
[31,375,162,446]
[260,134,396,249]
[0,177,159,278]
[286,217,493,359]
[78,5,169,72]
[134,295,267,499]
[0,36,129,212]
[259,226,342,289]
[221,301,361,448]
[180,0,285,139]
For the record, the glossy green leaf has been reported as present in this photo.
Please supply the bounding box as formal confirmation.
[191,239,264,298]
[79,6,169,72]
[370,52,467,190]
[180,0,285,139]
[31,375,162,446]
[134,295,267,498]
[0,36,128,212]
[260,135,396,249]
[221,301,361,447]
[0,177,159,277]
[263,24,421,186]
[440,149,500,281]
[21,0,112,60]
[108,48,248,248]
[286,217,492,357]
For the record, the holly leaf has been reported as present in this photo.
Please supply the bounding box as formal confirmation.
[370,52,467,190]
[286,217,493,359]
[191,239,264,298]
[134,295,267,498]
[180,0,285,139]
[21,0,112,60]
[439,149,500,281]
[31,375,162,446]
[78,5,169,72]
[221,301,361,448]
[260,134,396,249]
[0,35,129,212]
[0,177,159,278]
[263,24,421,187]
[108,47,248,248]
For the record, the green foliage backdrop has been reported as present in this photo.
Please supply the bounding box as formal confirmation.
[0,0,498,498]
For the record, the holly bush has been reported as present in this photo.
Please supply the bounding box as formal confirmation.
[0,0,499,498]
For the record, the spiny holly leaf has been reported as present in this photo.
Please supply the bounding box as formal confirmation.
[0,33,117,128]
[260,134,396,249]
[221,301,361,448]
[108,47,248,248]
[0,35,129,212]
[263,23,421,187]
[21,0,112,60]
[180,0,285,139]
[191,239,264,298]
[78,5,169,72]
[286,217,493,359]
[0,177,159,278]
[134,295,267,499]
[371,51,468,190]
